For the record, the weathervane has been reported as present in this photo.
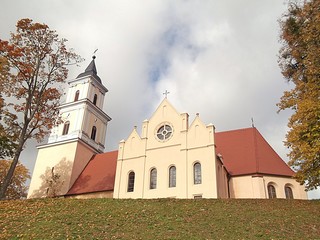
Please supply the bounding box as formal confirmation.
[92,49,98,59]
[163,90,170,98]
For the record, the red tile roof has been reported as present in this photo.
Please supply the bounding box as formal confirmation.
[67,150,118,195]
[215,127,294,177]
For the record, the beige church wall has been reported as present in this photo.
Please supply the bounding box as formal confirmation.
[216,160,229,198]
[185,116,218,198]
[114,156,146,199]
[229,176,257,198]
[186,146,217,198]
[143,146,188,199]
[66,191,113,199]
[263,175,307,199]
[229,175,308,199]
[28,141,79,198]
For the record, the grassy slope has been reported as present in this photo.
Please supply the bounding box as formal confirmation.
[0,198,319,239]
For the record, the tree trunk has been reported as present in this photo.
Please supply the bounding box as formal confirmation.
[0,129,26,200]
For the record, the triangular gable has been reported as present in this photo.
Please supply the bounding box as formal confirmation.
[215,127,294,177]
[189,114,207,129]
[66,150,118,195]
[188,114,215,147]
[126,127,142,141]
[148,98,181,123]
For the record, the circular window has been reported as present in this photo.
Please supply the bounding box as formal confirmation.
[156,123,173,141]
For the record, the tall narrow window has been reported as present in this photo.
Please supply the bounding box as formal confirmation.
[127,171,135,192]
[150,168,157,189]
[93,94,98,105]
[267,184,277,199]
[285,185,294,199]
[91,126,97,141]
[169,166,176,188]
[74,90,80,101]
[194,162,202,184]
[62,121,70,135]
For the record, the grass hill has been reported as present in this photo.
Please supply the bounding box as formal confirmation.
[0,198,319,239]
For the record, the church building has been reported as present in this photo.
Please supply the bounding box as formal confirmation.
[28,58,307,200]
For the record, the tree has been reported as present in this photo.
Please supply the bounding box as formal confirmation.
[0,57,17,159]
[278,0,320,190]
[0,160,30,199]
[0,19,82,199]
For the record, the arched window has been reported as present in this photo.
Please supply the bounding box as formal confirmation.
[62,121,70,135]
[194,162,202,184]
[285,185,294,199]
[127,171,135,192]
[74,90,80,101]
[267,184,277,199]
[93,94,98,105]
[169,166,176,188]
[91,126,97,141]
[150,168,157,189]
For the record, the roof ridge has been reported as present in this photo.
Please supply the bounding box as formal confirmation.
[216,127,254,134]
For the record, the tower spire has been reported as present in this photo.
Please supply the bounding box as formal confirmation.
[76,54,101,83]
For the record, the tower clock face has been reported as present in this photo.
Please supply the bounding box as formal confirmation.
[156,123,173,142]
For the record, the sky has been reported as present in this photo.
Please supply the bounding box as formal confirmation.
[1,0,319,199]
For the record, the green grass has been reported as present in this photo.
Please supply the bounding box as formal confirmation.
[0,198,319,239]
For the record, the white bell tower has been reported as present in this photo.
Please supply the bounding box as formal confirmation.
[48,56,111,152]
[28,56,111,198]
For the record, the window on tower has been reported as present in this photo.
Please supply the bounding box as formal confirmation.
[74,90,80,101]
[62,121,70,135]
[91,126,97,141]
[93,94,98,105]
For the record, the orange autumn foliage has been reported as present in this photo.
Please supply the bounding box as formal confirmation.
[278,0,320,190]
[0,19,83,199]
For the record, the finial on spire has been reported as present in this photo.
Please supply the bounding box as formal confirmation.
[163,90,170,98]
[92,49,98,59]
[251,117,255,128]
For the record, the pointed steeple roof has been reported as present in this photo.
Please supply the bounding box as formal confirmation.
[76,56,102,83]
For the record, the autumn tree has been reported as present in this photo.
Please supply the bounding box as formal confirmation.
[278,0,320,190]
[0,19,82,199]
[0,160,30,199]
[0,57,17,159]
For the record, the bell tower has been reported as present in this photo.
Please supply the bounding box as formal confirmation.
[28,56,111,198]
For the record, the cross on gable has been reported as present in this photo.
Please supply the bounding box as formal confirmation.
[163,90,170,98]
